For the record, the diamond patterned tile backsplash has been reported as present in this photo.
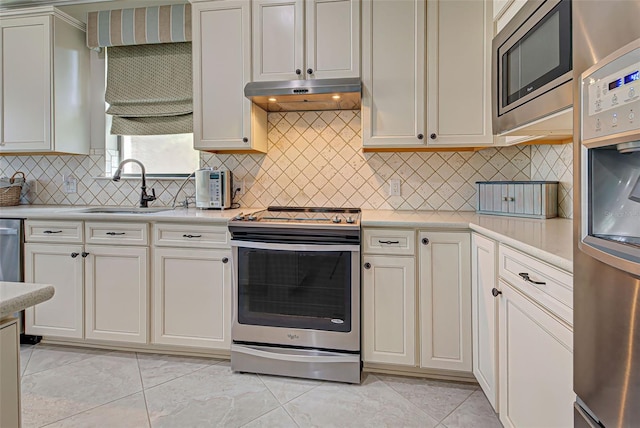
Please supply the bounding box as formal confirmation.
[530,143,573,218]
[0,110,573,215]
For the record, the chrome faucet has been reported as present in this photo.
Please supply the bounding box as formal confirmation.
[112,159,156,208]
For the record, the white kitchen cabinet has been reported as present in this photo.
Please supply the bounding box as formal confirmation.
[24,242,84,339]
[425,0,493,147]
[84,244,148,344]
[418,231,472,372]
[361,0,426,148]
[471,233,498,411]
[0,7,89,154]
[192,0,267,152]
[153,247,231,349]
[252,0,359,81]
[362,0,492,149]
[497,278,574,428]
[0,318,20,428]
[362,254,416,366]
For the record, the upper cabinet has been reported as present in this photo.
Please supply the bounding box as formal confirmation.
[252,0,360,81]
[192,0,267,153]
[0,8,89,154]
[362,0,493,149]
[493,0,527,35]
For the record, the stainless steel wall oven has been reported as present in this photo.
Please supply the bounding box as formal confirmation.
[229,207,361,384]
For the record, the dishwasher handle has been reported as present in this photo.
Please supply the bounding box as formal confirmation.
[0,227,18,236]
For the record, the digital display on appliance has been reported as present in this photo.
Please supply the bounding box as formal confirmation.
[609,78,623,90]
[624,70,640,84]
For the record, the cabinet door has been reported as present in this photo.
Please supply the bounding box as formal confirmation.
[0,16,51,152]
[498,279,573,428]
[153,247,231,350]
[419,231,472,372]
[84,245,148,344]
[426,0,493,147]
[252,0,304,81]
[471,233,498,411]
[24,243,84,338]
[361,0,426,148]
[0,318,20,428]
[495,0,527,35]
[362,255,416,366]
[305,0,360,79]
[192,1,267,152]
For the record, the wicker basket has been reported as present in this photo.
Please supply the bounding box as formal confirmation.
[0,171,25,207]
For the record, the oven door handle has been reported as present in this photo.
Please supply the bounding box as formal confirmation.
[230,240,360,253]
[231,344,360,364]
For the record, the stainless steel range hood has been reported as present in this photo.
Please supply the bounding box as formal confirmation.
[244,78,361,112]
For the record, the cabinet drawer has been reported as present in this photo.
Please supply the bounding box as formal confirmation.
[498,244,572,325]
[153,223,229,248]
[25,220,83,243]
[363,229,415,255]
[85,222,148,246]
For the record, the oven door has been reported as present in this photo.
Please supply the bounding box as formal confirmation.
[230,240,360,352]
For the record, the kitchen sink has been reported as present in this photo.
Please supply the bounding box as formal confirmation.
[76,207,174,214]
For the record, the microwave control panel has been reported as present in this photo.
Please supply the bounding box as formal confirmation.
[582,44,640,142]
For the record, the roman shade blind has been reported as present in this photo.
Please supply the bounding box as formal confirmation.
[89,4,193,135]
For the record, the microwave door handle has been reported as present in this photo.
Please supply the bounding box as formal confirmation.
[230,239,359,253]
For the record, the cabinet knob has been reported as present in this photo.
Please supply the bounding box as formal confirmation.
[242,137,249,143]
[296,69,302,75]
[307,68,313,75]
[491,288,502,297]
[70,252,79,258]
[417,134,424,140]
[364,262,371,269]
[81,252,90,258]
[222,257,229,264]
[430,133,437,140]
[421,237,429,245]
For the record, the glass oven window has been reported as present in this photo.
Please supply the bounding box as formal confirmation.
[237,247,351,332]
[502,0,571,107]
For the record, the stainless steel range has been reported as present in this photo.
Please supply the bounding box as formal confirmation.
[229,207,361,384]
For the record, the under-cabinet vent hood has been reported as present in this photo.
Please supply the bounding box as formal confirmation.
[244,78,361,112]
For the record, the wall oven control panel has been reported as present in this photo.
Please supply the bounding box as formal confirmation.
[582,40,640,142]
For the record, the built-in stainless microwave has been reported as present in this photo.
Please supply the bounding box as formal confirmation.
[492,0,572,134]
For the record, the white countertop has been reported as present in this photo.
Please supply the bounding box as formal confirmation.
[0,282,55,319]
[361,210,573,272]
[0,205,573,272]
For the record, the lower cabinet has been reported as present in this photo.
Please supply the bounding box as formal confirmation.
[362,228,471,374]
[497,279,574,428]
[0,318,20,428]
[362,254,416,365]
[24,242,84,338]
[84,245,148,344]
[471,233,498,411]
[418,231,472,372]
[152,247,232,349]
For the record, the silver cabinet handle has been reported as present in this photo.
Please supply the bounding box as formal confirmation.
[378,240,399,245]
[183,234,202,238]
[518,272,546,285]
[106,232,126,236]
[44,230,63,234]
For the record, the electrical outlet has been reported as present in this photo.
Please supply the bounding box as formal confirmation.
[235,179,245,195]
[389,179,401,196]
[62,174,77,194]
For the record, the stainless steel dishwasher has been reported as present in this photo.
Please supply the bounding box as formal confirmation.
[0,219,25,334]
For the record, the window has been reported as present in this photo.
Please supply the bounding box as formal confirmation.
[119,133,199,176]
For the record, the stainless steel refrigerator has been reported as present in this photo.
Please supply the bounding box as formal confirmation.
[574,1,640,427]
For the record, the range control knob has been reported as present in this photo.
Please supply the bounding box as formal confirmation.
[247,214,257,221]
[630,111,635,121]
[612,94,619,105]
[233,214,244,221]
[332,215,342,224]
[346,216,355,224]
[630,87,636,98]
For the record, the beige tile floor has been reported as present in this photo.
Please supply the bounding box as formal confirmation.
[19,344,502,428]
